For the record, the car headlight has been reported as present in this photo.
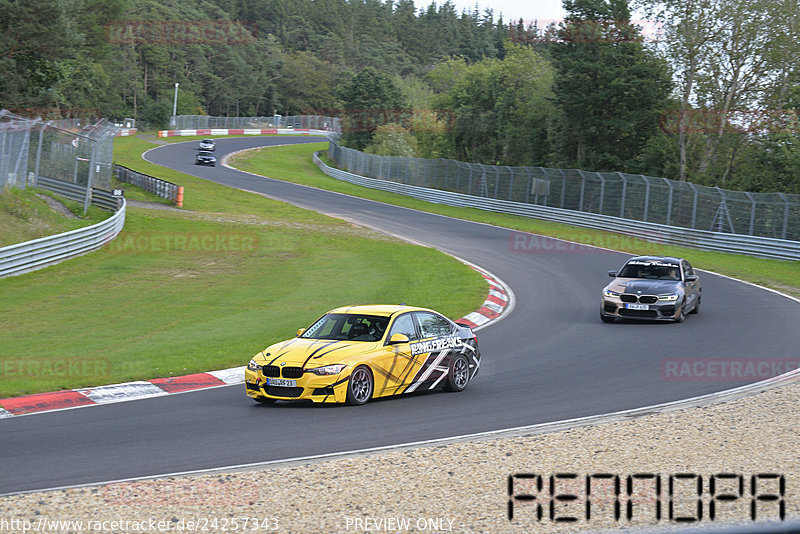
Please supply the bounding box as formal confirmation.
[247,359,261,371]
[658,294,680,301]
[307,364,346,376]
[603,289,620,297]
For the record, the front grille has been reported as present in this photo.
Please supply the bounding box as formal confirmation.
[313,387,335,396]
[265,385,304,398]
[621,294,658,304]
[282,366,304,379]
[246,382,261,391]
[262,365,280,377]
[661,305,675,315]
[619,309,658,318]
[604,302,617,313]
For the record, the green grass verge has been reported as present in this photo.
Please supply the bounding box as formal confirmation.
[0,136,486,398]
[230,144,800,299]
[0,188,109,248]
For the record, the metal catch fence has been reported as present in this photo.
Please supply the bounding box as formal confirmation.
[0,110,118,199]
[173,114,341,132]
[328,140,800,242]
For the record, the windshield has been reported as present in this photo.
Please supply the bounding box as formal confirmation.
[197,151,214,156]
[301,313,389,342]
[618,261,681,281]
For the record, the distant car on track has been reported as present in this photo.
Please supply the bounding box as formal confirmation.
[245,305,480,405]
[601,256,701,323]
[198,138,215,151]
[195,150,216,166]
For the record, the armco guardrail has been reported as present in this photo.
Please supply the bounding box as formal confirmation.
[36,176,122,212]
[328,140,800,242]
[157,127,331,137]
[313,152,800,261]
[114,164,183,206]
[0,199,126,278]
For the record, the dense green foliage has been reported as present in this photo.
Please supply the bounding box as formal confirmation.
[1,0,797,193]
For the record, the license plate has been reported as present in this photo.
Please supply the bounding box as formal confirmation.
[626,303,649,310]
[266,378,297,387]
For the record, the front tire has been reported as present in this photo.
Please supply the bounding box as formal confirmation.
[443,354,470,392]
[346,365,374,405]
[674,302,686,323]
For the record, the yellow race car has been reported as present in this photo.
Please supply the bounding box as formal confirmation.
[245,305,480,405]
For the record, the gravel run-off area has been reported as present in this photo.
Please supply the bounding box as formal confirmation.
[1,374,798,534]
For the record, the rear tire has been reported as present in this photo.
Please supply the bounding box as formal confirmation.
[346,365,374,405]
[443,354,470,392]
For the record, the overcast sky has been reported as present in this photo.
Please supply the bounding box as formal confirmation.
[444,0,568,24]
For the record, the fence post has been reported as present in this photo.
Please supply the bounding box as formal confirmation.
[745,192,756,236]
[507,166,514,201]
[664,177,673,226]
[642,175,650,222]
[0,124,7,190]
[33,121,49,188]
[688,182,698,229]
[83,140,98,214]
[779,193,789,240]
[528,168,534,204]
[618,172,627,218]
[598,173,605,214]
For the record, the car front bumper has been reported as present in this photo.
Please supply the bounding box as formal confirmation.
[601,297,682,321]
[244,367,349,403]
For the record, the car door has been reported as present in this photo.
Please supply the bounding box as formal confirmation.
[681,260,700,308]
[400,311,458,393]
[370,312,421,397]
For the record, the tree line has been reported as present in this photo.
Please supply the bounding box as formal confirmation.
[1,0,797,193]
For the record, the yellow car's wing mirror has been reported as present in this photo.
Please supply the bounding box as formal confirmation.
[388,333,410,345]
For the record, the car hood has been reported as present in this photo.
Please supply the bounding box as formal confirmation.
[253,338,377,367]
[607,278,682,295]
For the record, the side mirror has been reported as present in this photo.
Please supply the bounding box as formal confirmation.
[388,333,410,345]
[296,328,306,337]
[685,275,698,282]
[608,270,617,277]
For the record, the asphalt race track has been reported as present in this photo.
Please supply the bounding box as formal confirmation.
[2,136,799,495]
